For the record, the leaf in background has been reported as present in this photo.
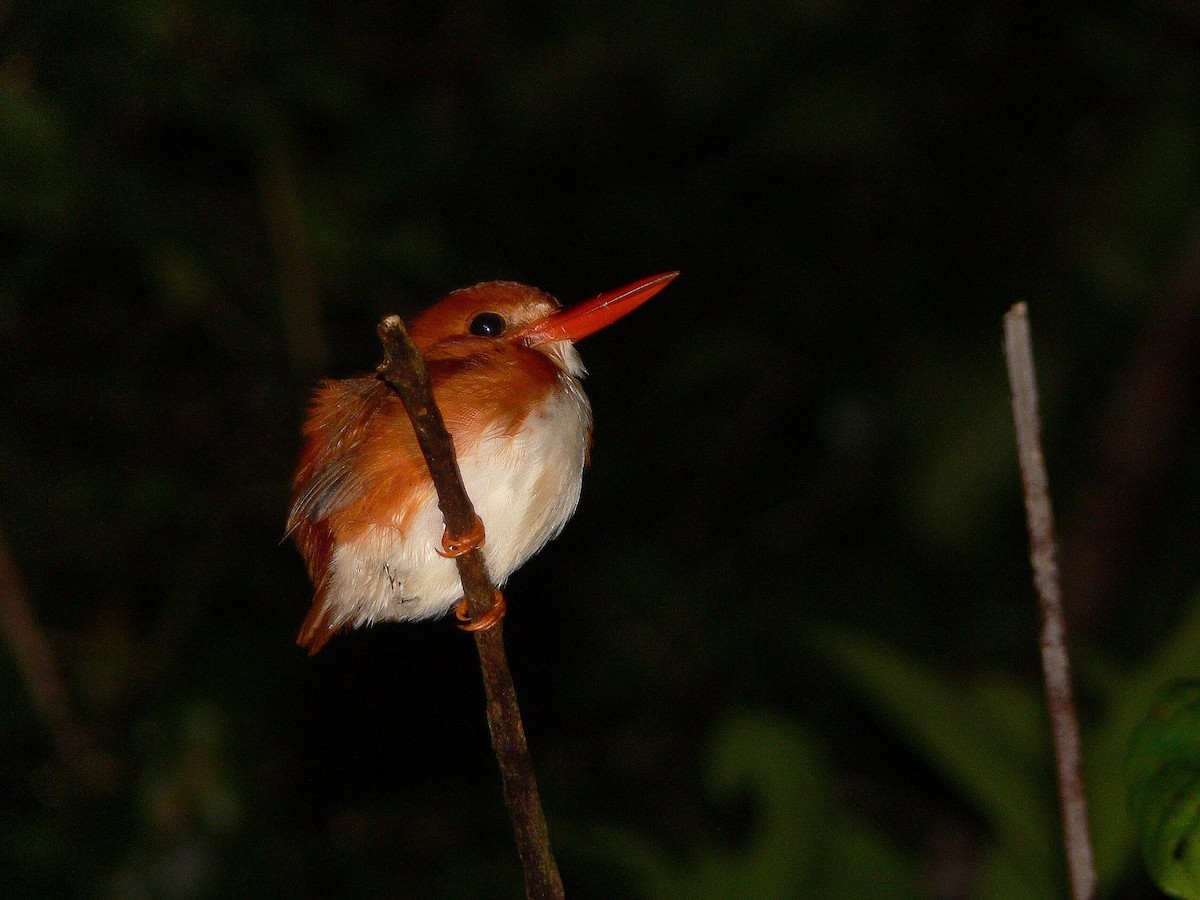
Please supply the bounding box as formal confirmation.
[1086,590,1200,891]
[813,627,1062,898]
[573,711,921,899]
[1126,679,1200,898]
[0,73,78,234]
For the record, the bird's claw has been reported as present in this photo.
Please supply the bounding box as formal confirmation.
[438,515,485,558]
[456,590,507,632]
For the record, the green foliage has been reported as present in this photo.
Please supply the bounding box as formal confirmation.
[110,703,243,897]
[814,629,1063,898]
[1127,680,1200,898]
[819,586,1200,898]
[576,712,923,900]
[1085,591,1200,890]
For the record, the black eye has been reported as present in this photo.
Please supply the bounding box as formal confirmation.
[469,312,506,337]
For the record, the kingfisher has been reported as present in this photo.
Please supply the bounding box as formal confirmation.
[287,272,677,653]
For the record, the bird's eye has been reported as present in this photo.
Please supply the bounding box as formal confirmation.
[469,312,506,337]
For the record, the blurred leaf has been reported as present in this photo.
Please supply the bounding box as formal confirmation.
[137,703,241,836]
[0,78,78,232]
[819,588,1200,896]
[577,711,922,899]
[974,843,1048,900]
[109,703,243,898]
[1087,589,1200,891]
[1126,679,1200,898]
[822,817,924,900]
[896,347,1016,552]
[813,628,1062,897]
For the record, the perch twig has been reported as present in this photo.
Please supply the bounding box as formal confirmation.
[376,314,565,900]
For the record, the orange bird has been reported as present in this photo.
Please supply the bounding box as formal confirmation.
[287,272,678,654]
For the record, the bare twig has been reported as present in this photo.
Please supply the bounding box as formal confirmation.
[376,314,565,900]
[1003,302,1096,900]
[0,522,109,786]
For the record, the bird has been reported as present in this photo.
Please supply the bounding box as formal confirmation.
[287,272,678,654]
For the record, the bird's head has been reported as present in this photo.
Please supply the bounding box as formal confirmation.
[408,272,679,377]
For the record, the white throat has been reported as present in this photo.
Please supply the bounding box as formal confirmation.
[539,340,587,379]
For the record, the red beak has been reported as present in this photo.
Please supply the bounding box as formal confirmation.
[511,272,679,347]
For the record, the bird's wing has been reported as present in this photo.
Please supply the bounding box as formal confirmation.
[287,377,388,539]
[289,377,408,654]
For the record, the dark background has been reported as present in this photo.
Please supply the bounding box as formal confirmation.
[3,1,1199,897]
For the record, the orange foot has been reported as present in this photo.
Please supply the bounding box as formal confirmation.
[437,515,485,558]
[455,590,507,632]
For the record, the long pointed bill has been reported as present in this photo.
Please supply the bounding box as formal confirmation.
[511,271,679,347]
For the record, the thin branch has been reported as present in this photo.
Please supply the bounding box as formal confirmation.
[0,521,110,787]
[1003,302,1096,900]
[376,314,565,900]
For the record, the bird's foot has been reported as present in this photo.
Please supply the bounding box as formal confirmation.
[437,515,485,558]
[455,590,507,632]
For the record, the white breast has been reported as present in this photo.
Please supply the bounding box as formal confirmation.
[323,366,592,629]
